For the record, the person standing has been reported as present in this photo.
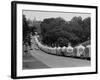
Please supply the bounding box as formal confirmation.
[75,44,85,57]
[66,43,74,56]
[61,46,66,56]
[56,46,61,55]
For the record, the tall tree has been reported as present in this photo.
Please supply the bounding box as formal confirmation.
[40,16,91,47]
[23,15,31,46]
[82,17,91,41]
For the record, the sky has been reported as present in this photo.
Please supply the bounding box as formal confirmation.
[23,10,91,21]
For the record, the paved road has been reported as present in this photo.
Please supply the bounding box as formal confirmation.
[30,36,91,68]
[23,51,49,69]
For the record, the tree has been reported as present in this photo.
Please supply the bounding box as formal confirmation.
[82,17,91,41]
[23,15,31,46]
[57,37,69,47]
[40,16,91,47]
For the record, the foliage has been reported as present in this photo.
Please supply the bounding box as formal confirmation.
[40,17,91,47]
[23,15,36,46]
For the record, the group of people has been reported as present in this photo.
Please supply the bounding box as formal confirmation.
[33,35,91,58]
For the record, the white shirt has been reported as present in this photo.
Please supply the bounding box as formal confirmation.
[75,45,85,56]
[67,45,73,53]
[49,47,54,53]
[52,47,57,54]
[56,47,61,53]
[57,47,61,51]
[62,46,66,52]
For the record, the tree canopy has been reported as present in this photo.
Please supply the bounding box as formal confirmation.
[40,17,91,47]
[23,15,37,46]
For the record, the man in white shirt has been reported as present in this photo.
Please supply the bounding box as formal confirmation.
[51,47,57,55]
[75,44,85,57]
[56,46,62,55]
[66,43,74,56]
[61,46,66,56]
